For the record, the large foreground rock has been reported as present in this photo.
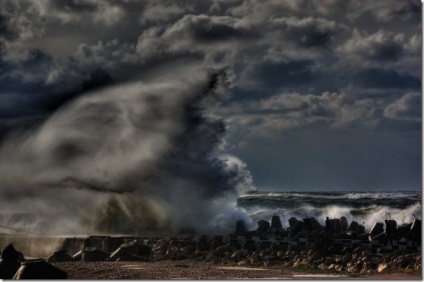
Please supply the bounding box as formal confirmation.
[0,244,21,279]
[13,260,67,279]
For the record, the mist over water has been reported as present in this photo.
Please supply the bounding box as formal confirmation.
[0,69,255,236]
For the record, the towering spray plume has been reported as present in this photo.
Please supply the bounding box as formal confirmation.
[0,69,255,235]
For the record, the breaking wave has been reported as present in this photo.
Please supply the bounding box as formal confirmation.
[238,191,421,230]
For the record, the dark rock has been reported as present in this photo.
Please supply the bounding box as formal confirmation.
[410,219,421,245]
[358,233,370,241]
[0,259,20,279]
[235,220,248,236]
[288,217,298,228]
[340,217,349,231]
[372,232,388,241]
[370,222,384,237]
[385,220,397,241]
[46,250,76,263]
[332,219,342,233]
[396,223,412,240]
[289,221,303,238]
[212,236,224,249]
[0,244,18,261]
[82,247,109,262]
[197,238,211,252]
[13,260,67,279]
[0,244,20,279]
[347,221,359,232]
[72,250,82,261]
[271,215,283,229]
[243,240,257,251]
[110,241,151,261]
[214,246,232,257]
[256,220,270,235]
[310,217,324,231]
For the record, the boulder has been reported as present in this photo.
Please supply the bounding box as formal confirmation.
[81,247,109,262]
[347,221,359,232]
[340,217,349,231]
[288,217,298,228]
[370,222,384,237]
[72,250,82,261]
[235,220,248,236]
[0,243,19,260]
[0,244,21,279]
[214,246,232,257]
[271,215,283,229]
[385,220,397,241]
[310,217,324,231]
[256,220,270,235]
[410,219,421,245]
[110,241,151,261]
[396,223,412,239]
[13,260,67,279]
[46,250,76,263]
[289,221,303,238]
[372,232,388,241]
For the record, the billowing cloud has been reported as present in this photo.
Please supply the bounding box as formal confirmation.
[337,29,406,63]
[225,91,387,138]
[0,0,421,216]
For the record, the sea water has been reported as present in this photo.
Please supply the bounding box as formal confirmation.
[237,191,422,230]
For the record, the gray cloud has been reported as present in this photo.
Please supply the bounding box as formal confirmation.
[271,16,347,48]
[0,0,421,218]
[337,29,408,63]
[384,92,422,121]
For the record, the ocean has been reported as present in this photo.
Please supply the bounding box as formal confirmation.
[237,191,422,230]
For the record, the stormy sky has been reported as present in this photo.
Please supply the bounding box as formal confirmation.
[0,0,422,192]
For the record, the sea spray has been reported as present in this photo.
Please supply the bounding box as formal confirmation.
[0,69,255,236]
[238,191,421,229]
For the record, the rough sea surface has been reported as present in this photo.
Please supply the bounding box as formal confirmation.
[237,191,422,230]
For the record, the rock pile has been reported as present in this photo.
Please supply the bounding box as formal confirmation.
[0,244,67,279]
[0,215,421,276]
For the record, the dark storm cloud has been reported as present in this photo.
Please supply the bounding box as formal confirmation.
[0,13,16,40]
[337,29,411,63]
[47,0,99,13]
[251,60,316,89]
[0,0,421,195]
[353,68,420,90]
[271,17,346,48]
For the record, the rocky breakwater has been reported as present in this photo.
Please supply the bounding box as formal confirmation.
[0,215,421,277]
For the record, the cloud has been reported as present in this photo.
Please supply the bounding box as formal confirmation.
[348,0,421,23]
[337,29,407,63]
[34,0,125,26]
[384,92,422,121]
[270,16,347,48]
[139,1,187,24]
[352,68,420,90]
[225,91,388,138]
